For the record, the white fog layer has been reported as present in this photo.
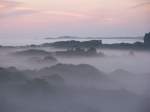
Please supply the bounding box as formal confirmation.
[0,46,150,112]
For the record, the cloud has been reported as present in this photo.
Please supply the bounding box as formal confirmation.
[0,0,21,11]
[0,9,37,18]
[0,0,87,19]
[0,0,37,18]
[43,11,88,18]
[131,1,150,9]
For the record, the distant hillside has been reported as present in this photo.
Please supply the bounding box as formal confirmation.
[45,36,143,40]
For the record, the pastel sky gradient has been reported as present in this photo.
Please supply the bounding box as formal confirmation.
[0,0,150,39]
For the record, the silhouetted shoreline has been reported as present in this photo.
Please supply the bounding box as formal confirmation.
[0,32,150,51]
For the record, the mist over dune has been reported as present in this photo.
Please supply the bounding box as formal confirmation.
[0,37,150,112]
[0,44,150,112]
[0,0,150,110]
[0,64,144,112]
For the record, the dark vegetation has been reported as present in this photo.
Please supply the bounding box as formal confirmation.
[144,32,150,47]
[13,49,51,56]
[0,64,142,112]
[42,32,150,50]
[0,63,107,91]
[55,47,104,57]
[0,32,150,51]
[42,40,102,48]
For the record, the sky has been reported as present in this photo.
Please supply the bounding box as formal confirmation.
[0,0,150,40]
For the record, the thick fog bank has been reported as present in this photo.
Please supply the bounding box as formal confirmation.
[0,47,150,112]
[0,47,150,74]
[57,49,150,74]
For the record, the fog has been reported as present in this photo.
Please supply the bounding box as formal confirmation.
[56,49,150,74]
[0,47,150,112]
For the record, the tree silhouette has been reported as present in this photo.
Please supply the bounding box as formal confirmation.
[144,32,150,46]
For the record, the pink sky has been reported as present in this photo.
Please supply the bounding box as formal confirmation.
[0,0,150,39]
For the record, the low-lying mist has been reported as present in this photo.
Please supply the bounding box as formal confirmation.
[0,47,150,112]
